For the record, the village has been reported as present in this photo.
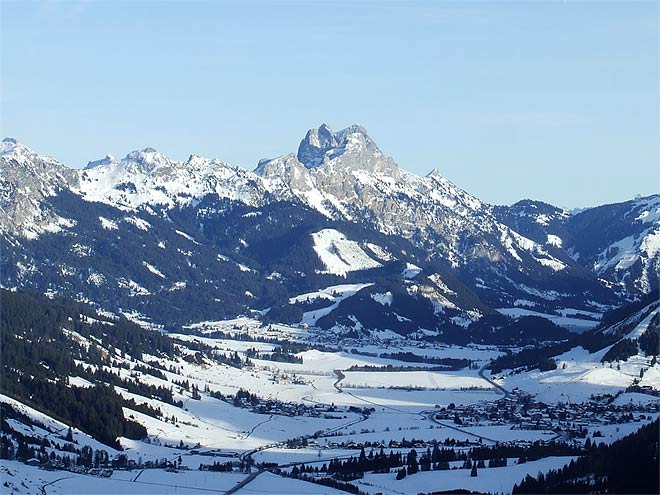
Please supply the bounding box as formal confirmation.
[431,387,660,439]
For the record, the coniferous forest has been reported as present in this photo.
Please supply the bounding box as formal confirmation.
[0,289,172,447]
[512,419,660,494]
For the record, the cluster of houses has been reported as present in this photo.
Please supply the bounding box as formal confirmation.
[236,395,343,419]
[433,388,660,438]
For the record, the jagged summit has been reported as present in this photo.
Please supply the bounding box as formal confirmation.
[121,147,175,173]
[77,145,268,210]
[1,137,29,157]
[85,154,117,170]
[295,123,399,177]
[0,138,69,174]
[0,138,79,239]
[297,123,338,168]
[426,168,443,180]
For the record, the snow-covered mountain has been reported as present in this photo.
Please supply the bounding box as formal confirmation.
[0,138,79,240]
[79,147,270,210]
[568,196,660,295]
[0,126,655,340]
[495,196,660,297]
[255,124,616,313]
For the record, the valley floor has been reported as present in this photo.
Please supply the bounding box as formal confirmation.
[2,316,659,495]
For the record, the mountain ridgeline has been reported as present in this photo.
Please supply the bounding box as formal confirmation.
[1,125,658,343]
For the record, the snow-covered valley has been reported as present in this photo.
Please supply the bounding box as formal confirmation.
[2,291,659,495]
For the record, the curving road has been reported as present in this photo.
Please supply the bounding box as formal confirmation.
[478,364,510,398]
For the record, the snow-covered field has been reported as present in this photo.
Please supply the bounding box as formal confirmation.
[341,370,489,390]
[355,456,576,495]
[0,460,347,495]
[501,346,660,404]
[497,307,600,331]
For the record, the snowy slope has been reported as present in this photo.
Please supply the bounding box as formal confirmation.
[311,229,382,276]
[500,302,660,403]
[257,125,572,276]
[589,196,660,294]
[496,195,660,296]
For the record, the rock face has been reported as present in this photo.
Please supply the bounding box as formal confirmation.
[298,124,400,177]
[297,123,338,168]
[0,138,79,239]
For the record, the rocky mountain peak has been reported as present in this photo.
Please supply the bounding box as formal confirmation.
[426,168,443,181]
[0,138,73,180]
[0,138,79,239]
[1,137,32,159]
[296,123,399,178]
[297,123,338,168]
[255,153,315,194]
[334,124,370,142]
[122,147,174,172]
[85,154,117,170]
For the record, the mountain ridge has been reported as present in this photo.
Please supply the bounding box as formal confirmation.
[0,126,657,337]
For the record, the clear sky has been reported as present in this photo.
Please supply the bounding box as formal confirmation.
[1,1,658,208]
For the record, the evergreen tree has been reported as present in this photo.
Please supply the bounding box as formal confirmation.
[406,449,419,475]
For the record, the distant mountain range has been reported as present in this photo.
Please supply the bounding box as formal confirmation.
[1,125,657,342]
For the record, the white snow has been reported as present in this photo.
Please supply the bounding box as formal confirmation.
[537,256,567,271]
[546,234,563,247]
[68,376,93,388]
[124,216,151,230]
[244,472,347,494]
[402,263,422,279]
[371,292,393,306]
[99,216,118,230]
[366,243,395,261]
[355,456,575,495]
[175,229,197,243]
[142,261,165,278]
[502,228,567,271]
[342,370,491,391]
[497,307,600,330]
[86,272,106,287]
[0,460,250,495]
[118,278,151,296]
[311,229,382,276]
[293,283,373,326]
[78,148,267,211]
[501,334,660,403]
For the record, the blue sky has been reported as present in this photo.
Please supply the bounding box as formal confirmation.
[1,1,657,208]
